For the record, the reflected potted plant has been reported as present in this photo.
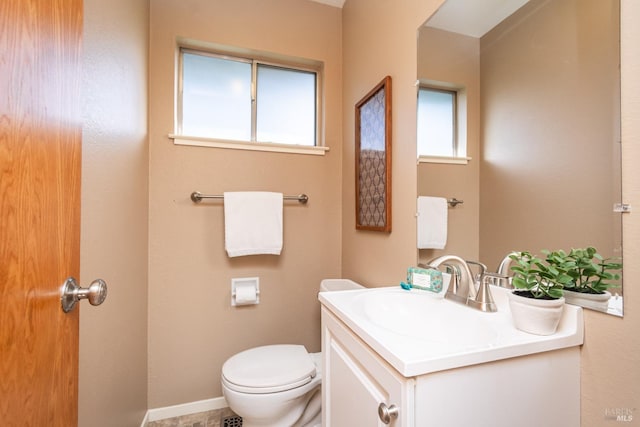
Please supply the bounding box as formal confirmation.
[544,247,622,310]
[507,251,573,335]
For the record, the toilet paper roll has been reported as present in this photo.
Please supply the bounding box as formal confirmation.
[235,282,258,305]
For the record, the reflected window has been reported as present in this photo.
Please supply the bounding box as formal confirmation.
[417,86,464,158]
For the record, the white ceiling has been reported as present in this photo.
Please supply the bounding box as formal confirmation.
[307,0,530,38]
[425,0,530,38]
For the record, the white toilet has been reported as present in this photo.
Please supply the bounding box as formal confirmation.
[221,279,363,427]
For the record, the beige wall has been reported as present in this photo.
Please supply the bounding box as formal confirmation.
[479,0,620,269]
[80,0,149,425]
[417,0,620,272]
[417,28,481,263]
[341,0,443,286]
[148,0,343,407]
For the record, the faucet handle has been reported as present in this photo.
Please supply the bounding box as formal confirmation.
[480,275,498,308]
[463,260,497,312]
[484,272,513,289]
[471,275,498,312]
[465,260,487,281]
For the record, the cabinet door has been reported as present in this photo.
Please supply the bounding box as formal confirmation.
[322,308,414,427]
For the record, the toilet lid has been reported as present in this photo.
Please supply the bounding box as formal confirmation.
[222,344,316,394]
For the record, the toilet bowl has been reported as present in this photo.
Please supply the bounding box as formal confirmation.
[222,345,322,427]
[221,279,363,427]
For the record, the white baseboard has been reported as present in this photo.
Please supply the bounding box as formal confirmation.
[139,410,149,427]
[140,396,228,425]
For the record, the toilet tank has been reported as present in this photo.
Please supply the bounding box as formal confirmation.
[319,279,364,292]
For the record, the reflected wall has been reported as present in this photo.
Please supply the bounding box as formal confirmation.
[417,0,622,292]
[479,0,621,271]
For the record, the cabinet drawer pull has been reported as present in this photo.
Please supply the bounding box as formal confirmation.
[378,403,399,424]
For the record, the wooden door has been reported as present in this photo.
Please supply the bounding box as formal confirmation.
[0,0,83,425]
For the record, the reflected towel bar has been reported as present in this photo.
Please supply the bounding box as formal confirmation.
[447,198,464,207]
[191,191,309,204]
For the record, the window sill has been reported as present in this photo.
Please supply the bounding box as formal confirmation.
[169,134,330,156]
[417,155,471,165]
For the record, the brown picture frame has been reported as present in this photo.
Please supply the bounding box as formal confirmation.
[355,76,392,232]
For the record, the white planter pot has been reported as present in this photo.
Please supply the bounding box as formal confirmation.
[563,289,611,311]
[508,291,565,336]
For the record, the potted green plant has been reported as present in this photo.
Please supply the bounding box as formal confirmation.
[544,247,622,310]
[507,251,573,335]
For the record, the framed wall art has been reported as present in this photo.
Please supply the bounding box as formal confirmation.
[355,75,392,232]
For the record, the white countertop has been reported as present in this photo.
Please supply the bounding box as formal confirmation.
[319,285,584,377]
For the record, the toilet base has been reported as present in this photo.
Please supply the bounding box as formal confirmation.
[223,382,321,427]
[298,411,321,427]
[292,387,321,427]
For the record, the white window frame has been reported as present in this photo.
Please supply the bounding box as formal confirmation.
[170,40,328,156]
[417,80,470,165]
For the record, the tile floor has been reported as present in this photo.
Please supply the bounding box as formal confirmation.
[147,407,241,427]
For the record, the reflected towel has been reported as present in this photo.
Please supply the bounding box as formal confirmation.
[417,196,448,249]
[224,192,283,257]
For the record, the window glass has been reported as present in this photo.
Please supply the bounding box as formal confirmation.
[181,52,252,140]
[256,65,316,146]
[417,87,456,157]
[179,47,320,147]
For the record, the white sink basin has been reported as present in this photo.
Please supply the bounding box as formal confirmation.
[358,290,500,348]
[319,286,583,377]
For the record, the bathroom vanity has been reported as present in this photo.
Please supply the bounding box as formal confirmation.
[319,286,584,427]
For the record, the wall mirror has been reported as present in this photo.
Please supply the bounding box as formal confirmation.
[416,0,623,316]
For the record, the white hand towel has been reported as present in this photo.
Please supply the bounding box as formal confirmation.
[417,196,448,249]
[224,192,283,257]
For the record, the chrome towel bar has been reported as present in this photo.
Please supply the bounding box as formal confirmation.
[190,191,309,204]
[447,198,464,207]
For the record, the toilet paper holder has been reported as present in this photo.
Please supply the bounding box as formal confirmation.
[231,277,260,306]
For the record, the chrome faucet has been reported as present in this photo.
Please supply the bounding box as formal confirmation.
[422,255,475,303]
[423,255,497,312]
[497,252,516,276]
[489,252,518,289]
